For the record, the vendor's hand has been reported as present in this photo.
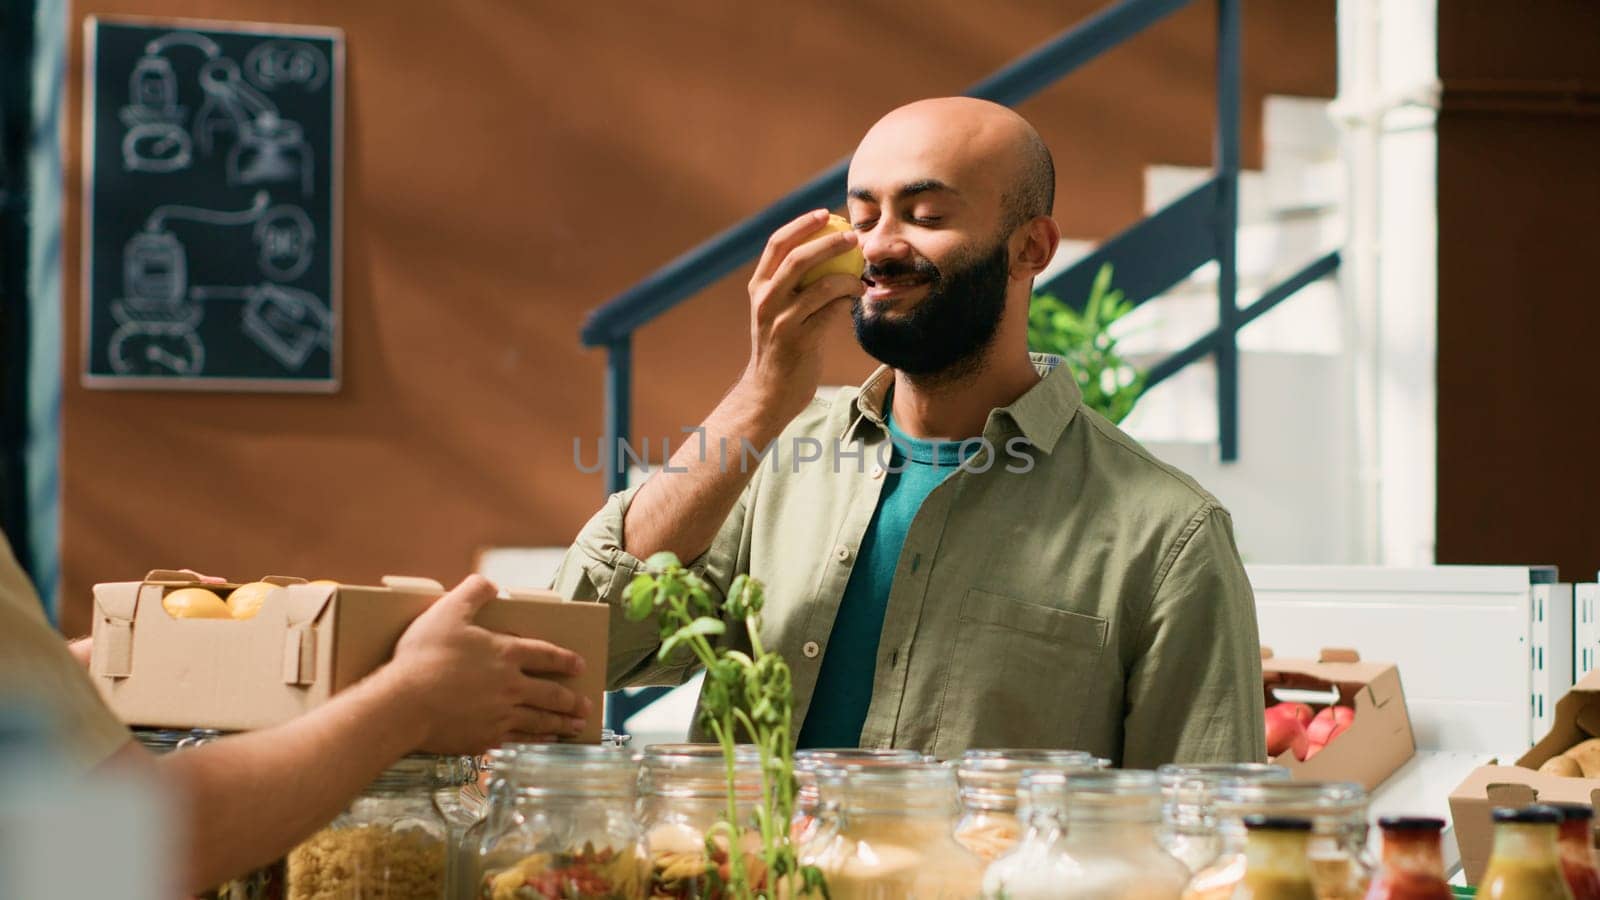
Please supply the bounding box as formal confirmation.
[386,574,590,753]
[736,209,862,423]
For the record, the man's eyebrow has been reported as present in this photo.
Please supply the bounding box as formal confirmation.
[846,179,960,204]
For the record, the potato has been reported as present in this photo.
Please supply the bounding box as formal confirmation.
[1565,738,1600,777]
[1539,754,1584,777]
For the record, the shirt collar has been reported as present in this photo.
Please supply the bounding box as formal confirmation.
[842,353,1082,454]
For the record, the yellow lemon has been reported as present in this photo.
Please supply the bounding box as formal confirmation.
[225,581,277,620]
[798,214,865,288]
[161,587,232,619]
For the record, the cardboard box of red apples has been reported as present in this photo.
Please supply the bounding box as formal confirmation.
[1261,647,1416,791]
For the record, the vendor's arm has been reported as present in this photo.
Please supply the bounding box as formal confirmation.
[105,574,589,893]
[1122,505,1267,767]
[552,209,861,687]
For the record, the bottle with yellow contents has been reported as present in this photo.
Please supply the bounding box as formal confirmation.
[1481,806,1575,900]
[1225,816,1318,900]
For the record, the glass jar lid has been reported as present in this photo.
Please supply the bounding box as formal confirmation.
[638,743,763,799]
[131,728,222,754]
[1213,780,1368,834]
[1024,769,1164,824]
[816,759,959,814]
[1158,763,1291,827]
[957,748,1104,812]
[506,743,641,798]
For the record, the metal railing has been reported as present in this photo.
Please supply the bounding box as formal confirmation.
[580,0,1339,492]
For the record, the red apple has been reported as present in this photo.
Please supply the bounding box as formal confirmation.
[1265,703,1312,757]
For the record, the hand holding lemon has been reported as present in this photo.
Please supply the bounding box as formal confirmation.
[797,214,865,287]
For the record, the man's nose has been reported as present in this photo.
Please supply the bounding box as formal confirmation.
[859,222,912,268]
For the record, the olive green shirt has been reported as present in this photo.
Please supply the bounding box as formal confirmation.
[552,354,1267,767]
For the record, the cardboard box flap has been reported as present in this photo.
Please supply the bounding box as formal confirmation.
[280,583,338,687]
[142,569,226,586]
[504,587,566,603]
[1520,673,1600,768]
[1263,654,1394,687]
[91,582,139,678]
[1319,648,1361,663]
[382,575,446,593]
[261,575,307,586]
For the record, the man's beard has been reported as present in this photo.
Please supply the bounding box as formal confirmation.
[851,236,1010,382]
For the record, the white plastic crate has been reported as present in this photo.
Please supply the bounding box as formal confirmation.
[1575,581,1600,680]
[1248,565,1567,755]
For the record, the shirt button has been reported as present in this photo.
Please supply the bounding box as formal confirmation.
[834,545,851,562]
[871,465,885,480]
[802,641,821,659]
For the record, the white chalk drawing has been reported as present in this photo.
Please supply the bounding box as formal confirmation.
[107,193,274,375]
[228,111,313,195]
[190,283,331,370]
[253,204,315,281]
[108,305,205,376]
[117,32,221,172]
[244,40,328,92]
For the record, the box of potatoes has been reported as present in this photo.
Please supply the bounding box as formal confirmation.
[1449,667,1600,883]
[89,570,608,741]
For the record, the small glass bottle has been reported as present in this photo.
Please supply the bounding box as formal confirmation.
[285,754,453,899]
[1480,806,1575,900]
[476,744,648,899]
[635,743,766,899]
[805,760,985,900]
[1231,815,1318,900]
[1185,781,1372,900]
[955,748,1103,862]
[983,769,1190,900]
[1363,816,1451,900]
[1158,763,1291,873]
[793,748,923,849]
[1550,804,1600,900]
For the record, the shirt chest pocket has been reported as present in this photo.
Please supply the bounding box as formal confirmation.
[932,588,1108,759]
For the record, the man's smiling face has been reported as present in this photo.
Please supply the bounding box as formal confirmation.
[845,100,1031,379]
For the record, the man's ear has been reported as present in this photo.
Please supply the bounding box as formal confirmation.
[1011,216,1061,281]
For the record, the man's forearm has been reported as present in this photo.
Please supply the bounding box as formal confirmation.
[623,385,787,562]
[151,664,424,892]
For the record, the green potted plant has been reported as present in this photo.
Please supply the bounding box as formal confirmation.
[1027,262,1146,424]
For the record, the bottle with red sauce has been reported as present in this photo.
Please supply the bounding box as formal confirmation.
[1363,816,1451,900]
[1550,803,1600,900]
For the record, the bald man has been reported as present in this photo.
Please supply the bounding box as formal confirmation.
[555,98,1265,766]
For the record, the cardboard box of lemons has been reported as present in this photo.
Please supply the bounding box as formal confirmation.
[161,587,232,619]
[798,214,865,288]
[225,581,279,620]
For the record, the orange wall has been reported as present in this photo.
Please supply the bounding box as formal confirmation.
[59,0,1335,633]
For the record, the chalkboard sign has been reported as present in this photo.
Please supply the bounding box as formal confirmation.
[83,17,343,391]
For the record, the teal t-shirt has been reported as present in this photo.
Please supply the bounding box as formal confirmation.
[796,409,975,749]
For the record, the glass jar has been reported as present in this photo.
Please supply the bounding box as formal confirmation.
[804,760,984,899]
[983,769,1190,900]
[1184,781,1371,900]
[1158,763,1291,873]
[955,748,1103,862]
[1481,806,1574,900]
[286,754,454,900]
[473,744,648,899]
[1232,815,1318,900]
[1552,803,1600,900]
[1365,816,1451,900]
[793,749,924,850]
[133,729,284,900]
[636,743,766,898]
[457,747,520,900]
